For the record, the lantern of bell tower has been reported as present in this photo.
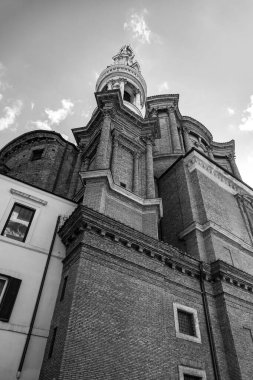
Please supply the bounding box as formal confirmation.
[95,45,147,117]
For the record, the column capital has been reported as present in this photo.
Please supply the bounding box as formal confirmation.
[134,151,141,159]
[227,153,236,161]
[142,135,155,146]
[101,106,115,119]
[167,105,176,113]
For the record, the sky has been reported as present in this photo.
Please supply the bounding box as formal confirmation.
[0,0,253,186]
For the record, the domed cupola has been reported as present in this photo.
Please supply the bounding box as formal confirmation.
[95,45,147,117]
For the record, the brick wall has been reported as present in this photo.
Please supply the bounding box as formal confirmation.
[40,228,229,380]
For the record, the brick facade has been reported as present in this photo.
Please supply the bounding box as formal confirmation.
[1,46,253,379]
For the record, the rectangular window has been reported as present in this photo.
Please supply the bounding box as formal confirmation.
[173,303,201,343]
[178,309,196,336]
[0,275,21,322]
[179,365,206,380]
[48,327,57,358]
[60,276,68,301]
[31,149,44,161]
[1,203,35,242]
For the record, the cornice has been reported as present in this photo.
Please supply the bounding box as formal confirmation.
[10,188,48,206]
[211,260,253,293]
[58,205,253,294]
[182,116,213,142]
[0,130,78,158]
[184,151,246,195]
[179,220,253,254]
[80,169,163,216]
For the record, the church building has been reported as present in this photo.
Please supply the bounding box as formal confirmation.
[0,46,253,380]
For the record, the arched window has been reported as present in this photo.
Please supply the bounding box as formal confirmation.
[123,91,131,103]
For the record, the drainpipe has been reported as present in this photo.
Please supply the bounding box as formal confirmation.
[16,216,61,379]
[199,262,221,380]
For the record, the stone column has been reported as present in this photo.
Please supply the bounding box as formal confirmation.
[208,147,214,160]
[182,127,193,152]
[95,110,112,169]
[133,152,140,195]
[135,91,141,109]
[228,154,242,180]
[119,79,125,98]
[168,106,181,152]
[146,138,155,199]
[82,157,90,171]
[111,136,119,183]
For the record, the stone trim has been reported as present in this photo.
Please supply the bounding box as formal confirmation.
[80,169,163,216]
[178,220,253,254]
[173,303,202,344]
[10,188,48,206]
[59,206,253,294]
[185,150,253,197]
[178,365,207,380]
[211,260,253,293]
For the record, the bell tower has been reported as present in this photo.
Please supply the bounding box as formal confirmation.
[73,46,162,238]
[96,45,146,117]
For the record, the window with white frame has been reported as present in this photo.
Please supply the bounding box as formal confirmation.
[1,203,35,242]
[178,365,207,380]
[173,303,201,343]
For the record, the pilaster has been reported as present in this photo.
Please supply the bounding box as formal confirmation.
[167,106,181,153]
[95,109,113,169]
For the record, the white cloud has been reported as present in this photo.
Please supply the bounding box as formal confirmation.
[124,9,153,44]
[0,94,3,102]
[239,95,253,131]
[81,110,90,118]
[158,81,169,93]
[0,100,23,131]
[32,120,52,131]
[95,72,99,81]
[45,98,74,125]
[227,107,235,115]
[31,102,35,110]
[61,133,69,141]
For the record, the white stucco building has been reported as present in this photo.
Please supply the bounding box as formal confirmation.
[0,173,76,380]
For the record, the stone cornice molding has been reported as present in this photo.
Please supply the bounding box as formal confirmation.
[112,129,145,153]
[59,204,200,277]
[185,151,243,194]
[59,206,253,294]
[10,188,48,206]
[211,260,253,293]
[80,169,163,217]
[0,130,78,159]
[96,64,147,106]
[182,118,213,143]
[179,220,253,254]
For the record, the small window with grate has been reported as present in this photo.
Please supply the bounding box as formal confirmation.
[179,365,206,380]
[184,375,202,380]
[31,149,44,161]
[173,303,201,343]
[178,309,195,336]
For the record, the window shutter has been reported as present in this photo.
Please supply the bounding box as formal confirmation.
[0,277,21,322]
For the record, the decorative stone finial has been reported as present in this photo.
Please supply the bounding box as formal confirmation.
[112,45,140,71]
